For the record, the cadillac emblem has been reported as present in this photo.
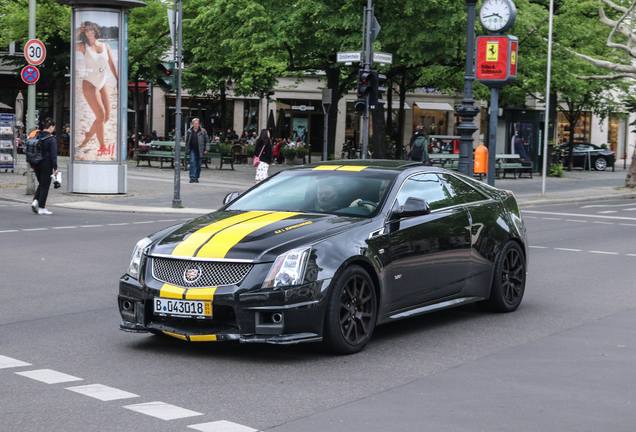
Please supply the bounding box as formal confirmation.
[183,266,202,283]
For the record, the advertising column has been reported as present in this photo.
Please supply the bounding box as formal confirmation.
[56,0,145,193]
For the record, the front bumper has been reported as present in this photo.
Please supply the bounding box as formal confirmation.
[118,272,331,345]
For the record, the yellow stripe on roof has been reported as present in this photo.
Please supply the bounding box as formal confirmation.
[196,212,300,259]
[313,165,341,170]
[189,335,217,342]
[337,166,367,171]
[171,211,270,257]
[159,283,186,299]
[184,287,217,300]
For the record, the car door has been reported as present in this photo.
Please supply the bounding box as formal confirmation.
[388,173,471,311]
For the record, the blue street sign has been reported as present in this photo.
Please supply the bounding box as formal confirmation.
[21,66,40,84]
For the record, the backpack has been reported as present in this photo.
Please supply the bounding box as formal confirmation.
[25,136,43,165]
[411,136,429,163]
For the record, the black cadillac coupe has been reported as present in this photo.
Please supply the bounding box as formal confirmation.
[119,161,528,354]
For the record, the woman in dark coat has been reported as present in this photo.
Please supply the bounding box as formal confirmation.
[254,129,272,183]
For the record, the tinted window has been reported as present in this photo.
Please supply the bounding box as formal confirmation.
[441,174,487,205]
[395,173,453,211]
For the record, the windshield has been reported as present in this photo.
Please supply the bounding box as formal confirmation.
[226,169,398,217]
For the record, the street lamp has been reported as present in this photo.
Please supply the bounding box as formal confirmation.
[455,0,480,176]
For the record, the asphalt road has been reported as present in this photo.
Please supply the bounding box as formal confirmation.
[1,199,635,432]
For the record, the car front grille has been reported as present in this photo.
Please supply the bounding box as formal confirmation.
[151,257,252,288]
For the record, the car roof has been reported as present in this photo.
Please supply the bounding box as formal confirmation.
[287,159,427,172]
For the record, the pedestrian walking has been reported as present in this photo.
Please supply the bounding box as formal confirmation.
[254,129,272,183]
[185,118,210,183]
[30,118,58,216]
[408,125,429,164]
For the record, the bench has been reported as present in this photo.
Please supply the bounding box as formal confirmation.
[203,143,234,170]
[496,161,533,179]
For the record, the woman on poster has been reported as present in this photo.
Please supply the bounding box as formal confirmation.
[75,21,118,156]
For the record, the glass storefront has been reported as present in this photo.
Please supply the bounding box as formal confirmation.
[165,96,233,138]
[243,99,259,135]
[275,99,323,153]
[607,113,620,153]
[412,106,448,136]
[557,111,591,144]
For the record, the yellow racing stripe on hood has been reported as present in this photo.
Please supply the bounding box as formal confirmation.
[196,212,300,259]
[337,166,367,171]
[171,211,270,257]
[159,283,186,299]
[184,287,217,300]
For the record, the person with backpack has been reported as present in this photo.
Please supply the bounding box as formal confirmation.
[28,118,58,215]
[409,126,430,165]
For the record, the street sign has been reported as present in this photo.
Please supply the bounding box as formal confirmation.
[24,39,46,66]
[21,65,40,85]
[373,52,393,65]
[336,51,362,63]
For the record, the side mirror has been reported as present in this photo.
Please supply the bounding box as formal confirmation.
[223,191,240,205]
[391,197,431,219]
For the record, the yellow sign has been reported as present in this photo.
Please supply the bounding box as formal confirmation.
[511,51,516,65]
[486,42,499,62]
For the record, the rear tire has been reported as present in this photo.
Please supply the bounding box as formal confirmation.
[480,241,526,312]
[321,265,377,354]
[594,156,607,171]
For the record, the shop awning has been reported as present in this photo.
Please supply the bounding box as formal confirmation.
[391,101,411,109]
[415,102,454,111]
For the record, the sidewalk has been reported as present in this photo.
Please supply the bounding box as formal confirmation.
[1,157,635,214]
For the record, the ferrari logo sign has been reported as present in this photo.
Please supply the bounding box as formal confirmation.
[510,51,516,65]
[486,42,499,62]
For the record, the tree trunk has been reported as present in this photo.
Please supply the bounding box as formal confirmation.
[133,79,139,159]
[54,79,65,150]
[626,149,636,188]
[397,76,407,159]
[220,84,227,136]
[387,82,395,157]
[548,91,558,142]
[371,104,387,159]
[326,68,341,159]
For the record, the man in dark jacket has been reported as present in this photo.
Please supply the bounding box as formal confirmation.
[30,118,58,215]
[185,118,210,183]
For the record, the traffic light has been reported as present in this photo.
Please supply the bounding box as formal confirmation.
[156,61,175,92]
[355,70,372,115]
[369,71,387,110]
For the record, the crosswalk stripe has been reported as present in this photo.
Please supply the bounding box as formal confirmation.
[0,355,31,369]
[123,401,203,420]
[16,369,83,384]
[66,384,139,401]
[188,420,258,432]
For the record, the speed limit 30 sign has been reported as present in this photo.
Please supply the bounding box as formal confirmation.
[24,39,46,66]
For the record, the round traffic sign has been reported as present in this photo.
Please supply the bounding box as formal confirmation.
[21,66,40,84]
[24,39,46,66]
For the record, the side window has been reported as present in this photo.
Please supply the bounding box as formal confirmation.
[395,173,453,211]
[441,174,487,205]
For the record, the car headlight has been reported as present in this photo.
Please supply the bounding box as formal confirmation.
[262,247,310,289]
[127,237,152,279]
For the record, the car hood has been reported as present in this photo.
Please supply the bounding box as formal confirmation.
[149,210,368,262]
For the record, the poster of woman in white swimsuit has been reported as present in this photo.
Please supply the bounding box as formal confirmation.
[74,13,118,161]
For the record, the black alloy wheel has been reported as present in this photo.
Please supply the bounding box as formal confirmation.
[479,241,526,312]
[322,265,377,354]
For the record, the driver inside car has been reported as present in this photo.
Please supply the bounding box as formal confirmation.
[349,180,390,212]
[315,181,341,212]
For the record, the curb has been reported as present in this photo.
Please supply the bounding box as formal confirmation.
[517,191,636,207]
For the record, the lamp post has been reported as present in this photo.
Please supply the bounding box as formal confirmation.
[455,0,480,176]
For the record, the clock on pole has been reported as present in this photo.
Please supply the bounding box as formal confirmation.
[479,0,517,33]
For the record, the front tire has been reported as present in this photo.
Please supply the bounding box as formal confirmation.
[594,156,607,171]
[480,241,526,312]
[322,265,377,354]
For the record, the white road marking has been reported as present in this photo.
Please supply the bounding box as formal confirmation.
[627,254,636,257]
[133,221,155,224]
[188,420,258,432]
[523,215,538,218]
[529,246,547,249]
[589,251,620,255]
[522,210,636,221]
[543,217,562,221]
[123,401,203,420]
[624,208,636,211]
[22,228,47,231]
[598,211,618,214]
[565,219,587,223]
[107,223,130,226]
[581,203,636,208]
[16,369,83,384]
[66,384,139,401]
[593,221,614,225]
[0,355,31,369]
[619,223,636,227]
[157,219,178,222]
[52,226,77,229]
[80,225,103,228]
[554,248,582,252]
[0,230,19,233]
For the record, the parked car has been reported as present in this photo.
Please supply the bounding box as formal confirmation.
[557,143,615,171]
[118,160,528,354]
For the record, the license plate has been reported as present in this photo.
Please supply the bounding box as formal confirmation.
[154,298,212,318]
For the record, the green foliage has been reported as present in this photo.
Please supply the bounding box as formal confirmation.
[281,147,297,160]
[245,144,255,157]
[296,146,308,158]
[548,162,564,177]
